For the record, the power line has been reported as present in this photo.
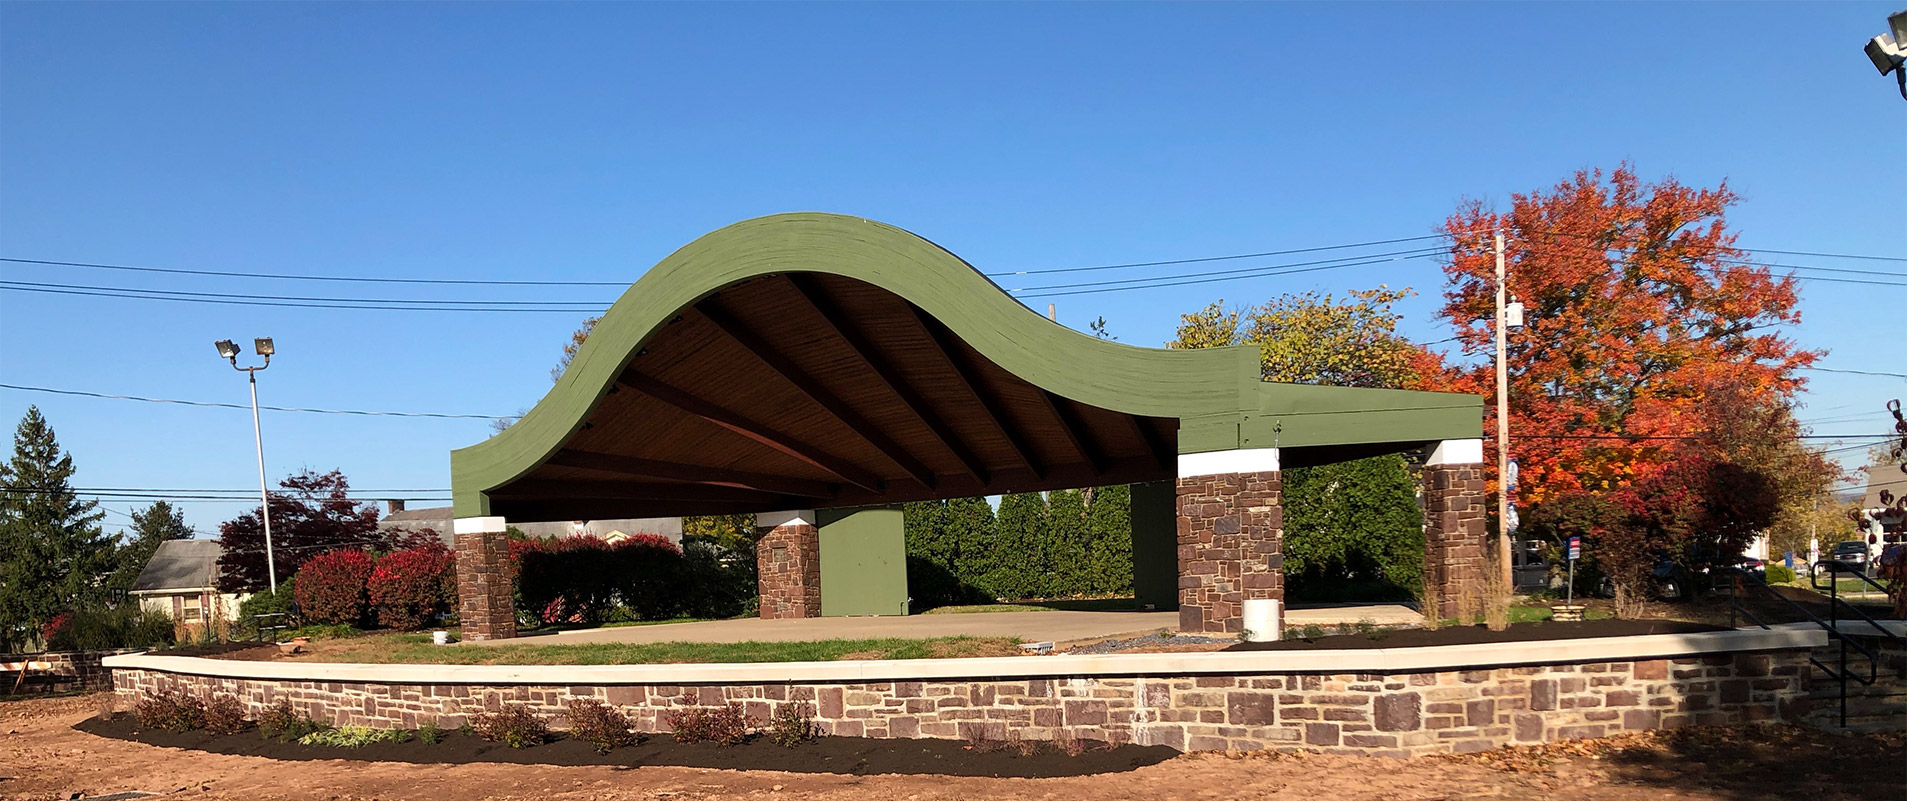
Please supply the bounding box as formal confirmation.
[983,233,1463,277]
[1798,366,1907,379]
[0,256,629,286]
[1007,246,1445,294]
[0,382,511,420]
[0,283,608,314]
[0,279,605,307]
[1013,252,1442,299]
[1742,248,1907,263]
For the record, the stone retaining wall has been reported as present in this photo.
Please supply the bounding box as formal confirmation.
[109,646,1818,757]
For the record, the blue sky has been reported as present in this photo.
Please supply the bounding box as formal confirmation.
[2,2,1903,536]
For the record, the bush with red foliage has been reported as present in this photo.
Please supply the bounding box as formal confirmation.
[367,542,456,630]
[513,533,684,624]
[293,548,377,625]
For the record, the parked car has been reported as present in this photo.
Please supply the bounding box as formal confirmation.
[1829,540,1871,574]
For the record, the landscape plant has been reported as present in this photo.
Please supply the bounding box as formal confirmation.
[133,691,206,732]
[300,725,411,748]
[366,541,456,630]
[766,702,817,747]
[217,469,387,593]
[417,717,445,744]
[292,548,377,626]
[471,703,552,748]
[665,706,713,743]
[203,694,248,735]
[565,698,639,752]
[257,697,324,741]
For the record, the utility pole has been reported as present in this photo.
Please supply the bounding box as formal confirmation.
[1493,232,1513,590]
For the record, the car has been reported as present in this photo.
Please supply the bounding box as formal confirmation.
[1829,540,1871,574]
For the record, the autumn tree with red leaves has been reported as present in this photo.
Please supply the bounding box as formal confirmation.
[216,469,388,593]
[1435,165,1819,514]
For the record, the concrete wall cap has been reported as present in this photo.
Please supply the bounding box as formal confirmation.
[103,626,1827,685]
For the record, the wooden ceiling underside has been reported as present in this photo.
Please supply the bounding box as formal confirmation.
[488,273,1177,521]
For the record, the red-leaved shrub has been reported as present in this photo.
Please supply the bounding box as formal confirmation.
[513,534,685,624]
[293,548,377,625]
[367,542,456,630]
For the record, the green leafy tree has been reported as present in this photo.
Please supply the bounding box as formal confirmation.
[1084,484,1132,595]
[1044,489,1090,597]
[107,501,194,594]
[1169,288,1438,388]
[944,496,997,597]
[987,492,1049,600]
[682,514,756,554]
[0,407,114,649]
[1281,455,1425,602]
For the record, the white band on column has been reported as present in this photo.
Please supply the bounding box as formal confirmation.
[756,510,817,529]
[453,516,508,535]
[1426,439,1485,466]
[1177,448,1280,478]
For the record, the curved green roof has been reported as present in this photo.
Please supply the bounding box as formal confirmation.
[451,213,1480,517]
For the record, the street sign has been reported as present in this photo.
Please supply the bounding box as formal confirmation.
[1568,536,1581,561]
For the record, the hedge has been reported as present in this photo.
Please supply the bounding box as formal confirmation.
[293,549,376,625]
[513,534,752,625]
[367,542,457,630]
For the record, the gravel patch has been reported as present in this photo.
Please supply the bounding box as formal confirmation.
[1064,633,1233,654]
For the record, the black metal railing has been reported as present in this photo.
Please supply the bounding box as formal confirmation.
[1723,564,1904,728]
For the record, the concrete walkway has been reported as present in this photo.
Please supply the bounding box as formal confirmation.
[465,610,1177,647]
[463,602,1423,647]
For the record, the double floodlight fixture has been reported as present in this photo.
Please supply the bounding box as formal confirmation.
[1864,9,1907,99]
[214,337,275,367]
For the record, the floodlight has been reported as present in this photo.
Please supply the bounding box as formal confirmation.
[254,337,275,357]
[1892,9,1907,45]
[215,339,240,359]
[1866,33,1901,75]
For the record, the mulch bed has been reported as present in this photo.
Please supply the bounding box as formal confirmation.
[73,715,1177,777]
[1227,618,1728,652]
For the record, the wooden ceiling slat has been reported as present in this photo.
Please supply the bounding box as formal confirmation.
[617,369,886,491]
[689,301,940,489]
[546,449,837,499]
[905,305,1046,479]
[784,275,990,486]
[1038,391,1104,476]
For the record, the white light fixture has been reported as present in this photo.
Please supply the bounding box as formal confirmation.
[1504,300,1526,331]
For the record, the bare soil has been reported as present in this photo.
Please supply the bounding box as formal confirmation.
[4,694,1901,801]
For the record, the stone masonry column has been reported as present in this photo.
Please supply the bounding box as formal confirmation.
[1176,448,1282,635]
[755,510,820,620]
[454,516,516,642]
[1422,438,1488,620]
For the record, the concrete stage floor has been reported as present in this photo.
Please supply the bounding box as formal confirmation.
[465,603,1423,647]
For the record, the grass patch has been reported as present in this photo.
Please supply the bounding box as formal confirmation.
[289,631,1022,665]
[922,597,1140,614]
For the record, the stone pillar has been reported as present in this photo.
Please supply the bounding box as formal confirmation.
[454,516,516,642]
[1423,439,1488,620]
[755,510,820,620]
[1176,449,1282,635]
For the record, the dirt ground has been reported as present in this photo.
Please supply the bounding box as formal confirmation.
[4,694,1902,801]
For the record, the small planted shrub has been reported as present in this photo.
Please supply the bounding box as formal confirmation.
[665,707,713,743]
[204,694,249,735]
[1299,624,1326,641]
[257,698,324,741]
[472,703,552,748]
[300,725,410,748]
[708,702,752,747]
[766,702,817,748]
[367,542,457,630]
[1765,563,1797,584]
[293,548,378,626]
[134,691,206,731]
[565,698,639,753]
[417,717,445,744]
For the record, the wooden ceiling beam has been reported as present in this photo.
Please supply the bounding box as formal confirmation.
[1039,391,1104,476]
[492,479,798,505]
[617,369,886,492]
[783,275,991,486]
[1124,415,1174,473]
[689,302,940,490]
[906,306,1045,479]
[546,449,837,499]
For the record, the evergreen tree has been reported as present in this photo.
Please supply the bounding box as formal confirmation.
[1045,489,1090,597]
[1281,454,1424,602]
[0,407,113,649]
[1085,484,1133,595]
[107,501,194,594]
[988,492,1049,600]
[943,496,997,599]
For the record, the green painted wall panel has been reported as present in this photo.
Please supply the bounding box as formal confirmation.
[1130,480,1180,611]
[817,506,910,617]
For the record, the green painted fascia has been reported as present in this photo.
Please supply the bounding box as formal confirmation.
[452,213,1260,516]
[449,213,1485,516]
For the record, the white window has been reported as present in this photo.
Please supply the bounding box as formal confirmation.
[181,595,202,623]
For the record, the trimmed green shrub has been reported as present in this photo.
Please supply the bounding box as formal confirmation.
[301,725,410,748]
[45,604,175,651]
[1765,563,1796,584]
[1282,454,1424,602]
[766,702,817,748]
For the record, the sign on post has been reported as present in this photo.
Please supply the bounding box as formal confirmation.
[1568,536,1581,561]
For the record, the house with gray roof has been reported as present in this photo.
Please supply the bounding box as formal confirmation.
[129,539,248,639]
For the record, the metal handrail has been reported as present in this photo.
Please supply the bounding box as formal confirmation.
[1806,561,1906,655]
[1725,565,1905,728]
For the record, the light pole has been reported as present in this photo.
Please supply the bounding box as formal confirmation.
[1862,10,1907,101]
[217,337,279,592]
